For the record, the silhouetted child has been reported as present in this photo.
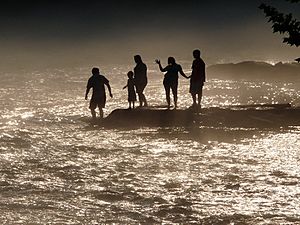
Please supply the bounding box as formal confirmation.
[123,71,137,109]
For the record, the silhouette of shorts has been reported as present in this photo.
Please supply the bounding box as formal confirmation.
[89,97,106,109]
[190,80,203,94]
[163,78,178,93]
[135,81,147,94]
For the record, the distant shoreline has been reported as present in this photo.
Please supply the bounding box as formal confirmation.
[207,61,300,80]
[1,61,300,81]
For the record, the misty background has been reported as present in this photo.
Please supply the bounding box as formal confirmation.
[0,0,299,70]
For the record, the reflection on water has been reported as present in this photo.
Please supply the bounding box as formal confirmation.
[0,66,300,224]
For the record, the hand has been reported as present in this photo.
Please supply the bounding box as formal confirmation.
[85,95,88,100]
[155,59,160,64]
[110,93,113,98]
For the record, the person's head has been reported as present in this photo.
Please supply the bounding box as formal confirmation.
[127,71,134,79]
[92,67,100,75]
[168,57,176,65]
[193,49,201,59]
[134,55,142,64]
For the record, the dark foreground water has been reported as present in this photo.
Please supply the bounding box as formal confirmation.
[1,65,300,224]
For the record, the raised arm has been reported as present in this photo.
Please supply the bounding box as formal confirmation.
[155,59,167,72]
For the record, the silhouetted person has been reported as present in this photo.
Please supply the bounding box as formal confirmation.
[123,71,137,109]
[190,49,206,108]
[134,55,148,107]
[85,67,113,119]
[155,57,189,109]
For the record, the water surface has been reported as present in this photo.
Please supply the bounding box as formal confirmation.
[1,66,300,224]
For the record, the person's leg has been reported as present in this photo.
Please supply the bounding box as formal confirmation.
[197,86,203,106]
[191,93,197,106]
[142,83,148,106]
[91,109,96,119]
[141,93,148,107]
[164,85,171,109]
[99,98,106,119]
[135,85,142,107]
[133,101,135,109]
[171,84,178,109]
[99,107,104,119]
[137,92,143,107]
[90,101,97,119]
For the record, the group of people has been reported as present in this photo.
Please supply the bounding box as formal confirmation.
[85,49,206,119]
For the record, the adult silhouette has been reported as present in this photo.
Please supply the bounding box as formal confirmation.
[133,55,148,107]
[155,57,189,109]
[85,67,113,119]
[190,49,206,108]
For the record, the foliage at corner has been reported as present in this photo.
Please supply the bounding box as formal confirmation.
[259,0,300,47]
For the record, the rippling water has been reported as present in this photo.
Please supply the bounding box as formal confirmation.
[1,65,300,224]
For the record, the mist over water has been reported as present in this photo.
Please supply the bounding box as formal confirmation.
[1,64,300,224]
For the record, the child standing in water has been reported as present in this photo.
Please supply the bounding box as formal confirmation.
[123,71,137,109]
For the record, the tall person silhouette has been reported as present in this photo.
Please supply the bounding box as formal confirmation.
[155,57,189,109]
[85,67,113,119]
[133,55,148,107]
[189,49,206,108]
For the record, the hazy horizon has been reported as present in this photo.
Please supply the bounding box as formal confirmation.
[0,0,299,70]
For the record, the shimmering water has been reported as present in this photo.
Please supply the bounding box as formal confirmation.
[1,65,300,224]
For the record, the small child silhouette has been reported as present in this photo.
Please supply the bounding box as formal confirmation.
[123,71,137,109]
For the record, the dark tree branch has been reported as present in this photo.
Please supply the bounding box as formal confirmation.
[286,0,300,3]
[259,1,300,47]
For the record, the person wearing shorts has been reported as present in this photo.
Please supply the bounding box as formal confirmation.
[85,67,113,119]
[133,55,148,107]
[189,49,206,108]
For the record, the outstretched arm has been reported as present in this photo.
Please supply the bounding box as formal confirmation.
[123,84,128,90]
[179,69,190,79]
